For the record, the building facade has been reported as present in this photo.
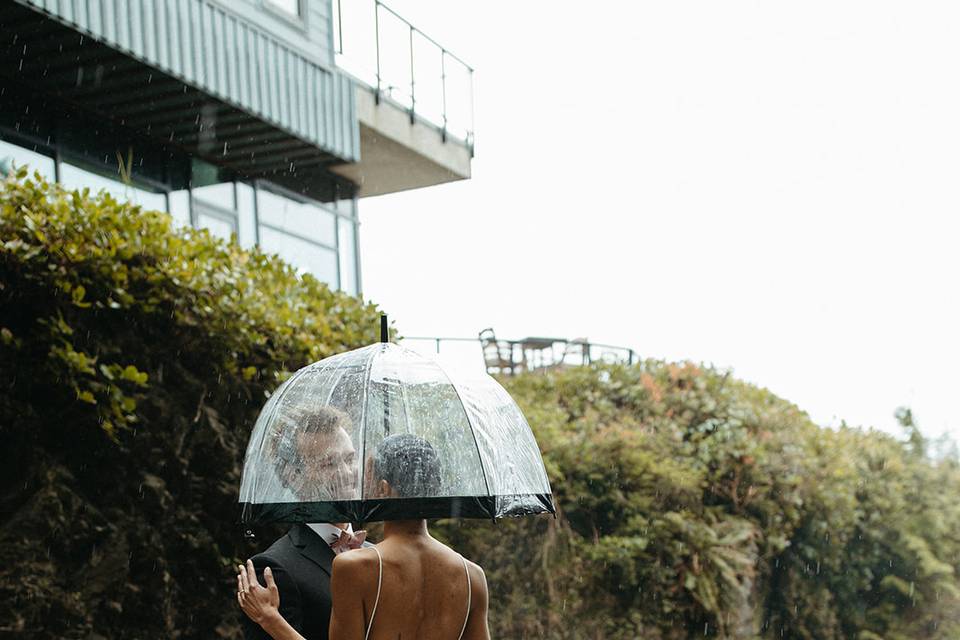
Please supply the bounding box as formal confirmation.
[0,0,473,296]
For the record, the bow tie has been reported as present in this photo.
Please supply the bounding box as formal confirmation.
[330,528,367,554]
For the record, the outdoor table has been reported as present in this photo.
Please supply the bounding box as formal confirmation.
[513,337,566,370]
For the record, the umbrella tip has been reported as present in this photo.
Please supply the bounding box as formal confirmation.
[380,314,389,343]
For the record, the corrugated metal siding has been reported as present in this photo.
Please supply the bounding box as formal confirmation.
[214,0,334,69]
[15,0,359,162]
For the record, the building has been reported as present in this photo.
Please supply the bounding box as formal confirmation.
[0,0,473,296]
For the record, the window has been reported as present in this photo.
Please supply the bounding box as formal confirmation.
[338,218,358,295]
[256,185,345,286]
[0,139,55,180]
[336,192,356,218]
[195,202,237,241]
[265,0,300,17]
[60,161,167,212]
[191,182,238,242]
[192,182,235,209]
[259,225,338,283]
[257,188,336,248]
[168,189,191,228]
[236,182,258,249]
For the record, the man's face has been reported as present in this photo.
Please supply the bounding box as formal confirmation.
[281,427,359,501]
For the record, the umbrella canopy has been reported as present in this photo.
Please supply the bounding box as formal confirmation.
[239,342,555,524]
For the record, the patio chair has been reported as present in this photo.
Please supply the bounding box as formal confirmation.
[479,328,522,375]
[559,337,591,366]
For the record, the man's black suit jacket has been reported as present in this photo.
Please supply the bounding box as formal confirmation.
[242,524,339,640]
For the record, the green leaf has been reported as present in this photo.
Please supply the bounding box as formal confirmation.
[121,365,148,387]
[71,284,91,308]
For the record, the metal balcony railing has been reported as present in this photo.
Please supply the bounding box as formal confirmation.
[333,0,476,150]
[399,335,638,376]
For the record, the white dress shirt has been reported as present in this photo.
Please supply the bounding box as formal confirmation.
[306,522,354,553]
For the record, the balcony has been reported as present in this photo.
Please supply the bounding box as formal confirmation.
[329,0,474,197]
[0,0,359,194]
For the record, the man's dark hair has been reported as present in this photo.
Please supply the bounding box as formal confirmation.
[373,434,443,497]
[297,404,350,436]
[272,403,350,468]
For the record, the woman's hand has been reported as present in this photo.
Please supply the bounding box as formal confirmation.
[237,559,281,626]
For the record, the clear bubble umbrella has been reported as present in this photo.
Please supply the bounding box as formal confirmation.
[238,321,555,524]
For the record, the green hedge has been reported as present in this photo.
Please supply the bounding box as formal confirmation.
[433,364,960,639]
[2,171,958,639]
[0,170,382,638]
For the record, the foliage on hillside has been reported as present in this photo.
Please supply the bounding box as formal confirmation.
[433,364,960,639]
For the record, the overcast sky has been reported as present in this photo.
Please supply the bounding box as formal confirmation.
[354,1,960,440]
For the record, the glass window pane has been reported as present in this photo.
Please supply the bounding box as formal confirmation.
[257,188,336,247]
[336,193,355,218]
[193,182,235,209]
[133,188,167,212]
[338,219,357,295]
[197,210,236,241]
[60,162,166,210]
[168,189,191,228]
[259,226,338,285]
[60,162,125,199]
[266,0,300,16]
[0,140,55,180]
[237,182,258,249]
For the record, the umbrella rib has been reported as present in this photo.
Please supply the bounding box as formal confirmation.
[240,364,313,512]
[397,375,414,438]
[445,376,495,520]
[394,344,495,516]
[356,346,379,502]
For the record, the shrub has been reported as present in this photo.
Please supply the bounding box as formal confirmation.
[433,364,960,639]
[0,170,382,638]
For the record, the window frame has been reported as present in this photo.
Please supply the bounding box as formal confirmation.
[0,131,58,180]
[58,153,171,212]
[192,197,240,239]
[261,0,307,29]
[254,180,338,252]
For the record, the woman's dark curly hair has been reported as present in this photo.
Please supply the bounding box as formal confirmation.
[374,433,443,497]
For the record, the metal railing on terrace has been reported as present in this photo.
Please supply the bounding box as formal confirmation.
[399,334,638,376]
[333,0,475,149]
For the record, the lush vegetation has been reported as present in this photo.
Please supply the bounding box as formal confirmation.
[435,367,960,639]
[0,170,382,638]
[2,172,959,638]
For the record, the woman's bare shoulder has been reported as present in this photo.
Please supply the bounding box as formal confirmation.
[331,547,380,583]
[463,558,486,585]
[448,551,486,594]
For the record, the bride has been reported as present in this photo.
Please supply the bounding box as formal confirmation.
[237,433,491,640]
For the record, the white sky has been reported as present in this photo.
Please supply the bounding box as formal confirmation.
[354,1,960,440]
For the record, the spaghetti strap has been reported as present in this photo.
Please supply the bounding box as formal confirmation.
[457,555,472,640]
[364,547,383,640]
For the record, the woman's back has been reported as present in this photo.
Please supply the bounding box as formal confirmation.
[329,529,489,640]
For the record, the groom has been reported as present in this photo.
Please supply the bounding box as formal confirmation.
[241,406,368,640]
